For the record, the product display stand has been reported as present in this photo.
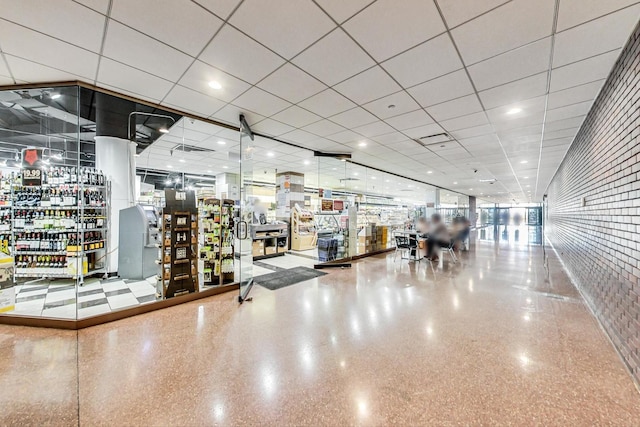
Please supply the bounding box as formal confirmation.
[291,207,316,251]
[158,190,198,298]
[198,197,222,286]
[220,199,235,285]
[251,223,288,260]
[11,168,110,284]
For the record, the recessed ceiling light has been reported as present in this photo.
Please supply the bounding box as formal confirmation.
[371,176,376,180]
[385,180,390,183]
[526,185,531,187]
[208,81,222,90]
[217,140,226,145]
[267,152,274,157]
[179,159,186,163]
[223,166,228,169]
[453,181,458,185]
[51,93,61,100]
[304,160,310,165]
[358,142,367,147]
[134,154,140,157]
[507,108,522,115]
[207,170,212,173]
[159,128,169,133]
[520,160,528,164]
[332,167,337,170]
[469,188,473,191]
[427,171,433,174]
[353,172,358,176]
[523,176,529,179]
[167,165,173,168]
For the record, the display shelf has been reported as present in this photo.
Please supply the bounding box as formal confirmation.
[251,223,288,260]
[291,207,316,251]
[158,190,199,298]
[198,197,222,286]
[9,168,111,283]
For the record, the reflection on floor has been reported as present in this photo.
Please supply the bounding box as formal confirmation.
[10,253,319,319]
[2,239,639,425]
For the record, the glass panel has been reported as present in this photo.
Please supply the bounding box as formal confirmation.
[316,156,350,261]
[0,85,82,319]
[238,121,254,302]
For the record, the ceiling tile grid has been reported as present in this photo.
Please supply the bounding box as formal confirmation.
[0,0,637,202]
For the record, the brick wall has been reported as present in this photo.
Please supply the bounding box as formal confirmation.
[546,21,640,382]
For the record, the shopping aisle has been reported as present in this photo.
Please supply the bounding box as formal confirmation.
[1,241,639,425]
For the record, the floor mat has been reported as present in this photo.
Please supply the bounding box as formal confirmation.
[255,267,327,291]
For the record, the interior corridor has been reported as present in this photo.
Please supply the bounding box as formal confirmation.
[1,239,639,426]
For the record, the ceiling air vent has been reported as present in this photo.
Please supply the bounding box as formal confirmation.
[412,132,452,148]
[170,144,215,155]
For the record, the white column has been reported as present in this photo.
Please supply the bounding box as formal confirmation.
[94,136,136,274]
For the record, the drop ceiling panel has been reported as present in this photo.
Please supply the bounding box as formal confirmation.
[178,60,251,103]
[103,21,192,81]
[297,89,356,118]
[384,110,435,131]
[343,0,446,61]
[407,70,475,108]
[437,0,509,28]
[362,91,421,120]
[301,119,345,137]
[426,94,483,122]
[198,25,285,84]
[257,63,326,104]
[479,72,548,109]
[468,37,552,90]
[4,55,85,83]
[163,85,226,117]
[450,125,495,140]
[440,112,489,132]
[556,0,640,31]
[352,121,395,138]
[194,0,242,19]
[553,5,640,67]
[0,0,106,52]
[230,0,335,59]
[271,105,322,128]
[544,116,586,132]
[292,28,375,86]
[0,20,99,80]
[98,58,174,102]
[314,0,374,23]
[333,66,402,105]
[547,80,604,109]
[402,123,445,139]
[545,101,593,122]
[231,87,291,117]
[381,34,463,88]
[110,0,223,56]
[451,0,555,65]
[329,107,378,128]
[549,50,620,92]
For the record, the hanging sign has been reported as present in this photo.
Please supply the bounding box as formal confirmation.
[321,199,334,212]
[333,200,344,211]
[21,148,44,186]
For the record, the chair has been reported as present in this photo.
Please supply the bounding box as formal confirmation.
[441,239,458,263]
[394,235,410,261]
[408,234,420,261]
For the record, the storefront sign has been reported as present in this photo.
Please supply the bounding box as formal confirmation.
[321,199,334,212]
[21,148,44,186]
[333,200,344,211]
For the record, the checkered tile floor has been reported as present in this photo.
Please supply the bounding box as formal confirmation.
[13,277,158,319]
[9,254,317,320]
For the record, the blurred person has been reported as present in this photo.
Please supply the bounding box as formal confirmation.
[427,213,450,261]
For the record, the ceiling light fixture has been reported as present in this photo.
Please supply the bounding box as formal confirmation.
[179,159,186,163]
[223,166,228,169]
[427,171,433,174]
[267,152,274,157]
[51,93,61,100]
[167,165,173,169]
[453,181,458,185]
[207,170,213,173]
[358,142,367,147]
[165,179,172,185]
[520,160,528,164]
[304,160,310,165]
[507,108,522,115]
[217,140,226,145]
[159,127,170,134]
[208,81,222,90]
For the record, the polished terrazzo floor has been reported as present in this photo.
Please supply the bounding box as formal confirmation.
[1,238,639,426]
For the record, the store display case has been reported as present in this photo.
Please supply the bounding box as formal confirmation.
[251,223,288,260]
[291,206,316,251]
